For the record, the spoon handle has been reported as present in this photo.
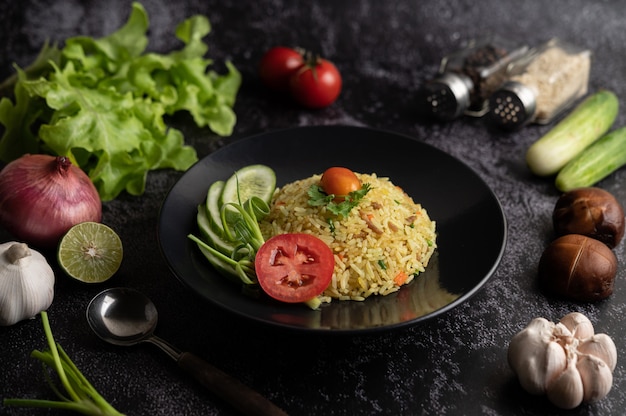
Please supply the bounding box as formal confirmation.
[177,352,289,416]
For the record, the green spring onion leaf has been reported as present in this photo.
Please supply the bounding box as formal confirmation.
[3,311,125,415]
[327,218,336,234]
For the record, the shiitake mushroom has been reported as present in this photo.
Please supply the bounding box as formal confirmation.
[553,187,625,248]
[538,234,617,302]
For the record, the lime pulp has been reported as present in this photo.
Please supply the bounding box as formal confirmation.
[57,222,123,283]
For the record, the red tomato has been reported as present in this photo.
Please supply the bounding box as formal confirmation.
[320,167,361,197]
[259,46,304,92]
[255,233,335,303]
[289,58,342,109]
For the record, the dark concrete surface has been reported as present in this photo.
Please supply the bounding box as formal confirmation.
[1,1,626,415]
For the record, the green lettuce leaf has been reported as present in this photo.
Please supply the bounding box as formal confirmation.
[0,78,46,160]
[0,1,240,201]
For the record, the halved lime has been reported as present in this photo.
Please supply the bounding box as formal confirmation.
[57,222,123,283]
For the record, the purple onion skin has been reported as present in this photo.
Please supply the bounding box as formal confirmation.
[0,154,102,249]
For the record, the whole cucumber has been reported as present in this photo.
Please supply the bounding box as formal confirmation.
[556,126,626,191]
[526,90,619,176]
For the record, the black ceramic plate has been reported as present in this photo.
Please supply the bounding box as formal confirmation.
[158,125,507,333]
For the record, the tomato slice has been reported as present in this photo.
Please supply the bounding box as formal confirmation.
[255,233,335,303]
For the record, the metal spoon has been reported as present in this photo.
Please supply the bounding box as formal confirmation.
[86,287,288,416]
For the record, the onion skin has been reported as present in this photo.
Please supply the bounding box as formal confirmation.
[0,154,102,249]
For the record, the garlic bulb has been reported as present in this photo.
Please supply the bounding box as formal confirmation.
[507,317,565,395]
[0,242,55,326]
[508,312,617,409]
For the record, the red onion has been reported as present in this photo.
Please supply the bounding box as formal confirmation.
[0,154,102,249]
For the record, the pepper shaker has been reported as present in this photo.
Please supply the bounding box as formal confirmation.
[418,36,529,121]
[489,38,591,129]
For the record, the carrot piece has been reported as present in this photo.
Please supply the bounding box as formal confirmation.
[394,271,409,286]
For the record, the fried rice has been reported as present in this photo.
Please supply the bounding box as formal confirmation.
[259,172,438,303]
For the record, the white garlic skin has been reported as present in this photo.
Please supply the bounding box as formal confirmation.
[508,312,617,409]
[577,354,613,403]
[560,312,595,340]
[547,359,584,409]
[578,334,618,372]
[507,317,566,395]
[0,242,55,326]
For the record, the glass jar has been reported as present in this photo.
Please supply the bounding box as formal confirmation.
[489,38,591,129]
[418,36,529,121]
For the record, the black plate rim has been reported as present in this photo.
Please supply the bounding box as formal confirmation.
[157,125,507,334]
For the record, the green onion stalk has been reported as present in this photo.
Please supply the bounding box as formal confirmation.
[188,196,269,285]
[3,311,125,415]
[187,188,323,310]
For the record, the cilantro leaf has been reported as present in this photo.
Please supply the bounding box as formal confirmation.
[307,183,372,217]
[307,185,335,207]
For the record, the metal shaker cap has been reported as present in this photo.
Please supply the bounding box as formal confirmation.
[418,72,472,121]
[489,81,537,129]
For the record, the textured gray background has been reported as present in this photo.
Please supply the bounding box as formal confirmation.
[1,0,626,415]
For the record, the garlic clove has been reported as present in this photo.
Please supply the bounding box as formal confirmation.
[508,318,565,395]
[559,312,595,340]
[577,354,613,403]
[553,322,575,345]
[546,362,584,409]
[578,333,618,372]
[544,340,568,388]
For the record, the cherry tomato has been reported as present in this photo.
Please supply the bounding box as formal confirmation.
[320,167,361,197]
[255,233,335,303]
[289,58,342,109]
[259,46,304,92]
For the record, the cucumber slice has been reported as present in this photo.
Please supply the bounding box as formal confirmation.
[196,244,241,283]
[189,232,256,285]
[220,164,276,223]
[196,204,237,255]
[205,180,226,235]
